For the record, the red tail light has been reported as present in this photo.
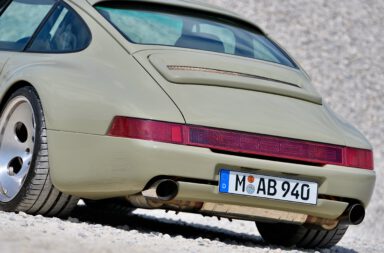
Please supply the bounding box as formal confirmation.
[108,117,374,170]
[108,117,184,144]
[344,147,374,170]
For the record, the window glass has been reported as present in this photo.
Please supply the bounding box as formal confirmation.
[253,35,281,63]
[28,3,91,52]
[101,9,183,45]
[193,24,236,54]
[96,5,297,68]
[0,0,55,51]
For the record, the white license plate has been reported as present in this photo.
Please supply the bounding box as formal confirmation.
[219,169,318,205]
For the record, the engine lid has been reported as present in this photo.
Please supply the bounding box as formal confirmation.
[148,50,322,104]
[133,49,349,146]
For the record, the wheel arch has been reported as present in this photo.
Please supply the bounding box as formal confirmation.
[0,81,38,113]
[0,80,79,216]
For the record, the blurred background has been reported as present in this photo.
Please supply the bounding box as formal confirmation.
[208,0,384,238]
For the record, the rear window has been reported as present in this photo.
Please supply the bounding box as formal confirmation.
[95,3,297,68]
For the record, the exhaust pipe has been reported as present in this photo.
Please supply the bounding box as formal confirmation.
[129,180,365,228]
[141,179,179,201]
[339,204,365,225]
[307,204,365,229]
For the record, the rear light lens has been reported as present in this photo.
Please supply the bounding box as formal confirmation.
[108,116,184,144]
[108,117,374,170]
[344,147,374,170]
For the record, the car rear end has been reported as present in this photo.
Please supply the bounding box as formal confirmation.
[59,0,376,247]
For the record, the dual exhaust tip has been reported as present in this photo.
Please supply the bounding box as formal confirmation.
[140,179,366,226]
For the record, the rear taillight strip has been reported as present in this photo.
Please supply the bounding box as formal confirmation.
[108,117,374,170]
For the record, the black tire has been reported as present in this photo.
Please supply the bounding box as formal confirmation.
[0,87,78,217]
[84,198,135,215]
[256,221,348,249]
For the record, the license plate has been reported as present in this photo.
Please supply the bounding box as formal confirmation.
[219,169,318,205]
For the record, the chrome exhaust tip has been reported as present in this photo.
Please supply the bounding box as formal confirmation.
[142,179,179,201]
[348,204,365,225]
[340,204,365,225]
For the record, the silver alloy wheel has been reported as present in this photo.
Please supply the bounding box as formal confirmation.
[0,96,35,202]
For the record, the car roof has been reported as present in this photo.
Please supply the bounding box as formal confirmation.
[85,0,265,34]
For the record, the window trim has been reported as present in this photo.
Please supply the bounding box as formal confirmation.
[25,1,92,54]
[22,0,60,52]
[0,0,12,16]
[0,0,59,52]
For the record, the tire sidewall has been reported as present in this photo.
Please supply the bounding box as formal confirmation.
[0,87,45,212]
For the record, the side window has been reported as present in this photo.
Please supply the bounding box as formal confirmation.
[0,0,56,51]
[28,3,91,53]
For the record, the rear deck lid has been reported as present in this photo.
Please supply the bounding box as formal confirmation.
[148,51,322,104]
[134,49,347,146]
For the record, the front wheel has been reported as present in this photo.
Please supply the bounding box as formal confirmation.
[256,221,348,249]
[0,87,78,217]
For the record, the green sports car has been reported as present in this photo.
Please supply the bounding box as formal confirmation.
[0,0,376,249]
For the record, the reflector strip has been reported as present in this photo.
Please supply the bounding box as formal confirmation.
[187,126,343,165]
[108,117,374,170]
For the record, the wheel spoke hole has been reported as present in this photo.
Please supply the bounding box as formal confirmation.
[15,122,28,143]
[8,157,23,176]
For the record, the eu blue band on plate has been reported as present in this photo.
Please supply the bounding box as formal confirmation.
[219,169,230,193]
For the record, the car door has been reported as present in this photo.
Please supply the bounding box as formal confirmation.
[0,0,56,84]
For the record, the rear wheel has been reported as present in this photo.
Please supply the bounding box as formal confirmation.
[0,87,78,217]
[256,221,348,249]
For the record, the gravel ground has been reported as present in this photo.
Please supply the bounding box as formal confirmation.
[0,0,383,252]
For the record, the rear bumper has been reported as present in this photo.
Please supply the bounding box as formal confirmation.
[48,130,376,219]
